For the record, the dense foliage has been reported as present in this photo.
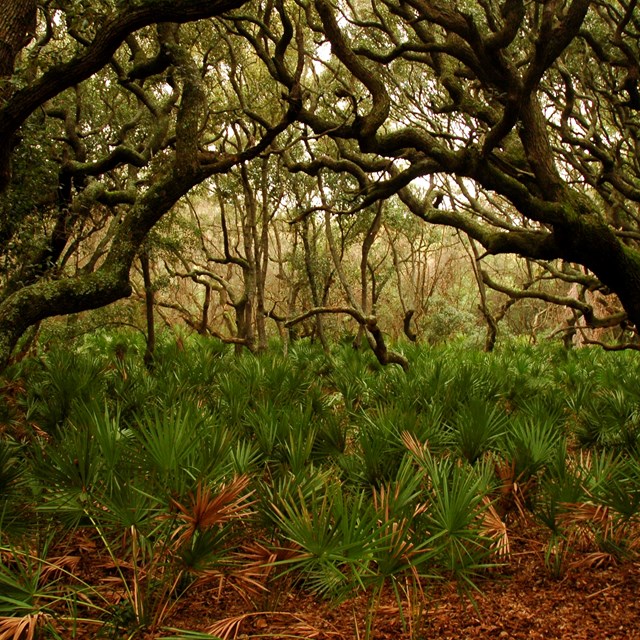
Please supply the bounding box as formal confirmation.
[1,0,640,366]
[1,333,640,638]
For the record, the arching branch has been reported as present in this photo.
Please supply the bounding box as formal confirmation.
[286,306,408,370]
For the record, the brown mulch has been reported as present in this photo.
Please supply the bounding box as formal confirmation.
[44,527,640,639]
[164,553,640,639]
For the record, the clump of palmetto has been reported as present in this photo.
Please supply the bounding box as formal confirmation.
[1,334,640,638]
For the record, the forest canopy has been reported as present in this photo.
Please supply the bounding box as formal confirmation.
[1,0,640,366]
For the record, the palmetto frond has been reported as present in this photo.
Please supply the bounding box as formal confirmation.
[170,475,254,548]
[227,539,302,587]
[207,611,332,640]
[559,502,612,536]
[400,431,429,467]
[37,554,81,583]
[493,456,531,519]
[0,613,49,640]
[554,496,640,569]
[193,540,301,604]
[479,497,510,562]
[195,566,269,605]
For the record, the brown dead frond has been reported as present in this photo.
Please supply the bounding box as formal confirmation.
[619,522,640,553]
[373,481,429,526]
[0,613,49,640]
[72,532,97,554]
[387,518,418,561]
[559,501,640,560]
[207,611,338,640]
[493,457,531,520]
[570,550,618,570]
[480,496,510,562]
[234,539,301,582]
[401,431,429,466]
[170,475,255,548]
[558,501,612,550]
[196,539,304,605]
[39,555,81,582]
[197,569,268,605]
[98,558,142,574]
[559,502,611,531]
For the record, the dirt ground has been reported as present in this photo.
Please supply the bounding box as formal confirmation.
[165,541,640,639]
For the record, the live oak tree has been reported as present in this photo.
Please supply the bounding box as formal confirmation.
[161,157,289,353]
[0,0,299,367]
[248,0,640,341]
[2,0,640,368]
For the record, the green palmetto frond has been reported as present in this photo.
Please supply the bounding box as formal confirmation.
[451,398,509,464]
[268,482,380,600]
[502,415,562,484]
[404,439,495,582]
[149,334,229,404]
[542,450,640,565]
[371,463,432,584]
[25,349,108,433]
[575,388,640,453]
[0,438,21,496]
[0,541,110,637]
[244,400,324,474]
[588,455,640,520]
[133,408,201,492]
[349,413,411,488]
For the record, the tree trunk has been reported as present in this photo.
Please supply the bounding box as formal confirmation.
[0,0,36,79]
[0,165,208,370]
[554,218,640,333]
[140,248,156,370]
[403,310,417,342]
[199,284,211,335]
[466,236,498,352]
[301,216,327,348]
[0,0,36,187]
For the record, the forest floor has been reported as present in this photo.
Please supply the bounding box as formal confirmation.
[161,531,640,640]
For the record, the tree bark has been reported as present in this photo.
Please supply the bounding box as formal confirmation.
[140,248,156,370]
[0,0,36,186]
[0,165,204,368]
[0,0,36,79]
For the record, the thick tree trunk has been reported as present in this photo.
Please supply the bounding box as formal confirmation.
[0,166,206,369]
[0,0,36,79]
[556,218,640,332]
[0,0,36,187]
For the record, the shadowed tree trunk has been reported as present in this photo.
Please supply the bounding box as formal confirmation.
[0,0,35,78]
[0,0,36,185]
[140,247,156,369]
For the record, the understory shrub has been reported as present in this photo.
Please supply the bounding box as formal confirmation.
[2,333,640,637]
